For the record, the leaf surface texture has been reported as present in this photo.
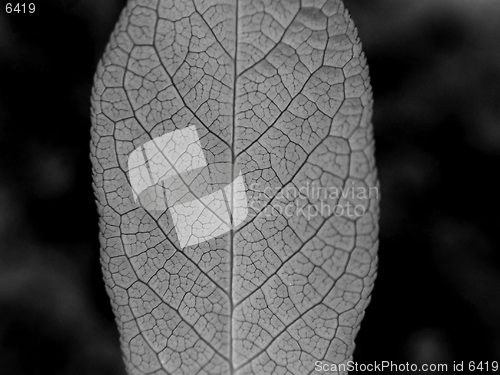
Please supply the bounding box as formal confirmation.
[90,0,379,374]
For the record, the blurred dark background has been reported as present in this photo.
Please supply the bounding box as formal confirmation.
[0,0,499,374]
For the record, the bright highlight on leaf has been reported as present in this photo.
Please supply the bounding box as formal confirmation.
[127,125,248,247]
[128,125,207,202]
[90,0,379,374]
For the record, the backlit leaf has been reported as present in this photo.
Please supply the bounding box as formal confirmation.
[90,1,379,374]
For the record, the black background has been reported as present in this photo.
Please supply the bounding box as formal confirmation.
[0,0,499,374]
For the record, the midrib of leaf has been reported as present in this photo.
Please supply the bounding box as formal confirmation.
[229,1,239,373]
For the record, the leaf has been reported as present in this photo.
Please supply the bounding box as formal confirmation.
[89,0,379,374]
